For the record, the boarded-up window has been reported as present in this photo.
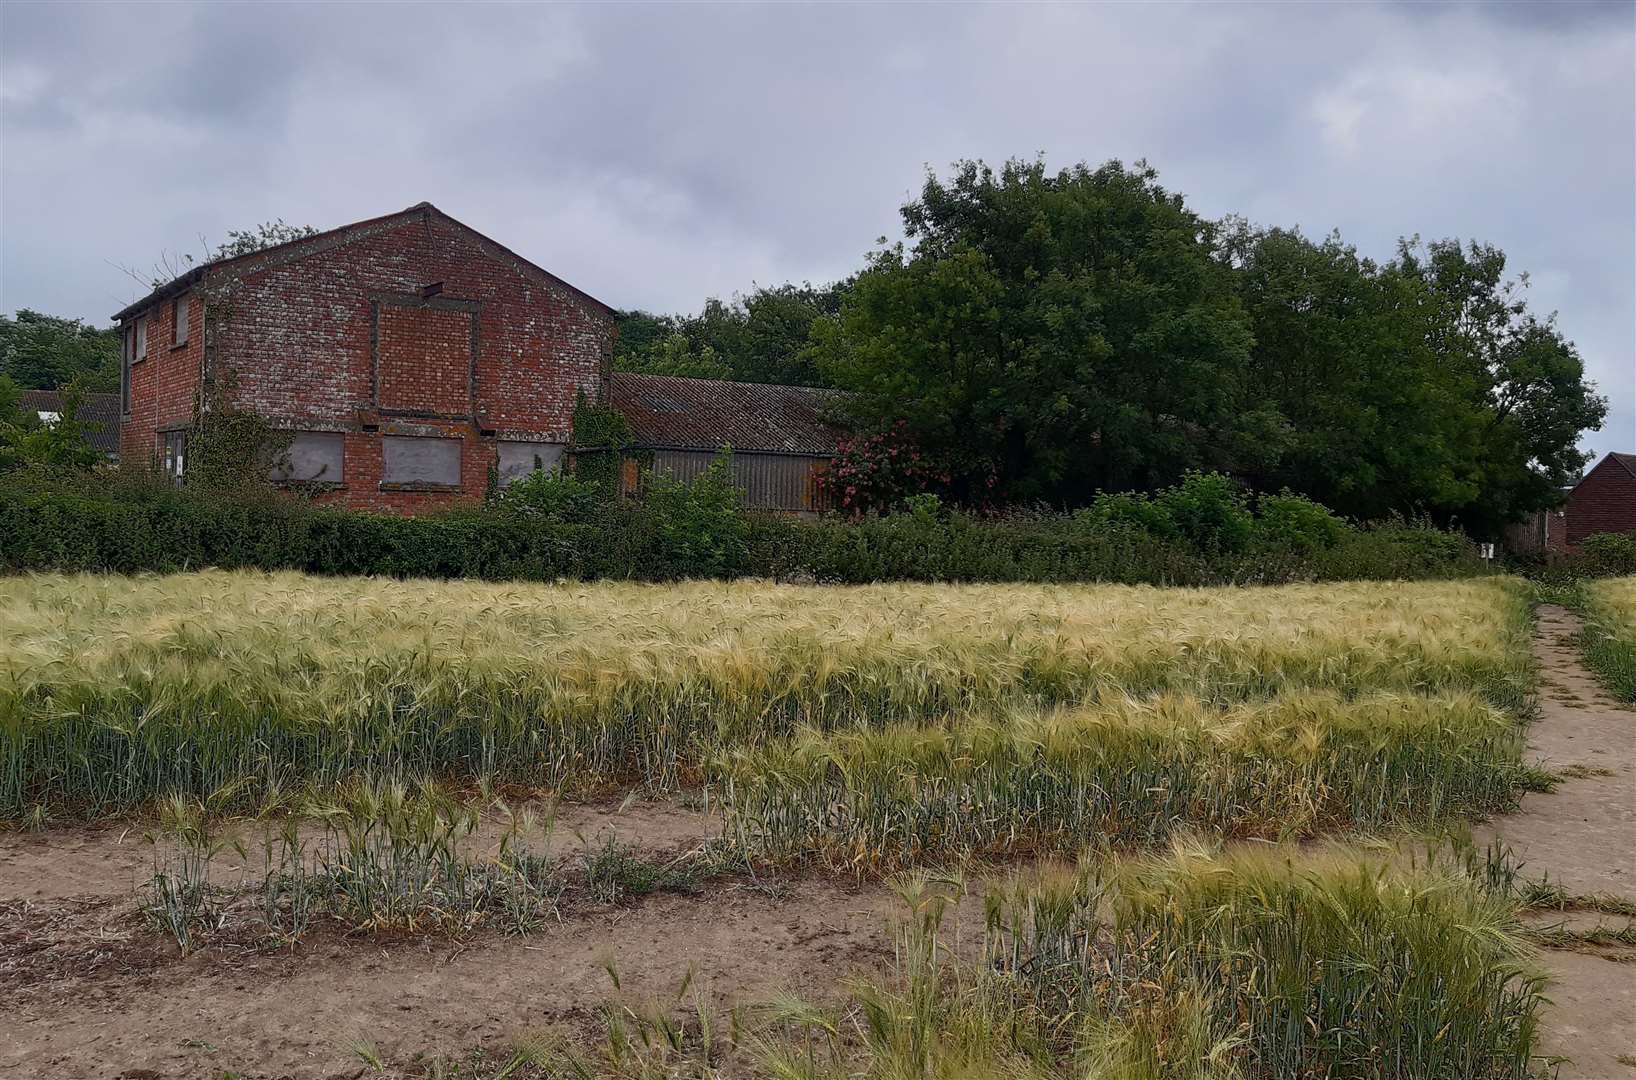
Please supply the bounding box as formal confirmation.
[382,435,461,487]
[497,441,565,486]
[269,432,345,484]
[376,302,475,416]
[159,431,187,486]
[173,295,189,347]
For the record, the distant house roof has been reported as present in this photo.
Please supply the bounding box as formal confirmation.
[18,390,121,457]
[1610,452,1636,480]
[111,201,615,323]
[609,372,849,456]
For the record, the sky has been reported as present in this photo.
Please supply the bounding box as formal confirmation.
[2,1,1632,461]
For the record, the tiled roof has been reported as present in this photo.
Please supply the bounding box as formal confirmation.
[609,372,849,456]
[17,390,121,456]
[1611,452,1636,479]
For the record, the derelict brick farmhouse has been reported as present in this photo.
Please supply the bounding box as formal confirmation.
[112,203,840,514]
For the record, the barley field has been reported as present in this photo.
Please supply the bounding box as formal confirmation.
[0,570,1562,1077]
[2,571,1531,826]
[1581,575,1636,701]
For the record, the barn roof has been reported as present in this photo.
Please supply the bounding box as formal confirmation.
[111,202,615,322]
[17,389,121,456]
[609,371,849,456]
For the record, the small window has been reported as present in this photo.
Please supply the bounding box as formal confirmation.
[159,431,187,486]
[497,441,565,486]
[381,435,461,488]
[135,317,147,360]
[173,295,189,347]
[269,432,345,484]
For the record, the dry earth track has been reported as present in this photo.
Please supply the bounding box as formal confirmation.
[1479,604,1636,1078]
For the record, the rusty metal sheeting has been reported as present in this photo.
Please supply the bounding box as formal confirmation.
[640,449,833,513]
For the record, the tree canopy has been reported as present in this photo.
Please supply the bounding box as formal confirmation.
[792,157,1603,527]
[615,281,849,386]
[813,159,1260,505]
[0,310,121,393]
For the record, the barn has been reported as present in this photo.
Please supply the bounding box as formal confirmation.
[609,372,844,515]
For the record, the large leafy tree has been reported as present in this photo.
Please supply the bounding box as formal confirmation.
[1401,239,1605,533]
[1229,226,1605,530]
[1227,226,1479,519]
[0,310,121,392]
[811,158,1257,504]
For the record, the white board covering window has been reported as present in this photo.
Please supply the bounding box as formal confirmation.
[497,441,565,486]
[269,432,345,484]
[382,435,462,487]
[160,431,187,486]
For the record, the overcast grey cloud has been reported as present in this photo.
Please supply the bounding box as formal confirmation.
[2,0,1630,459]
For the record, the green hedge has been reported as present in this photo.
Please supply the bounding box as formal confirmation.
[0,473,1488,585]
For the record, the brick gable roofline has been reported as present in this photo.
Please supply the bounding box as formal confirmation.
[111,202,615,323]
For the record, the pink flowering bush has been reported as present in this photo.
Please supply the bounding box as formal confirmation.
[819,421,953,514]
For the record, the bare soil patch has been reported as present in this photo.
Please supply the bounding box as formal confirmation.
[0,794,718,903]
[1,875,899,1079]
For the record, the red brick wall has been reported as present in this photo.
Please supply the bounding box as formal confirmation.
[117,206,613,513]
[377,303,475,416]
[119,292,204,463]
[1566,456,1636,544]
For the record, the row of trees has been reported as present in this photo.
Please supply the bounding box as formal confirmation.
[0,311,121,393]
[618,158,1605,533]
[615,282,849,387]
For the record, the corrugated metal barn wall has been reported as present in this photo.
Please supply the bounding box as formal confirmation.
[637,450,833,513]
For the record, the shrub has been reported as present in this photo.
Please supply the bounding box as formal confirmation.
[1081,490,1179,541]
[494,466,604,523]
[1256,491,1352,553]
[1157,470,1255,553]
[820,420,953,514]
[1580,532,1636,576]
[0,468,1487,586]
[644,452,749,578]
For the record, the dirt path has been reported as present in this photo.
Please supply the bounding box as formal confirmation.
[1479,603,1636,1078]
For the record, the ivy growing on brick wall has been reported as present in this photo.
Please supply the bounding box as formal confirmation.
[569,388,637,497]
[183,294,293,495]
